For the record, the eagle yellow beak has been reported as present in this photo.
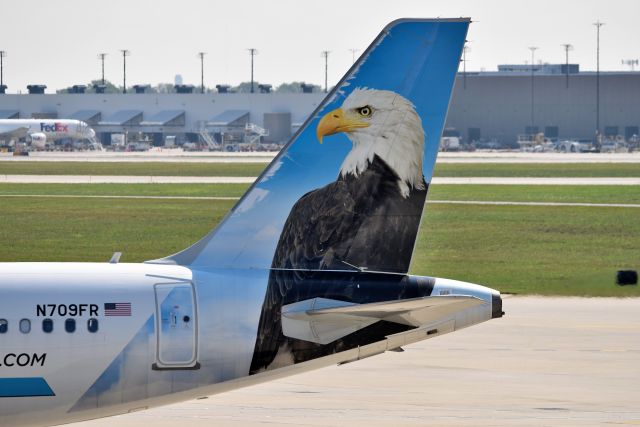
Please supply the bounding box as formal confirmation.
[316,108,369,144]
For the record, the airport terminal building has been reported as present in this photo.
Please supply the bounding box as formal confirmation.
[0,64,638,147]
[448,65,640,144]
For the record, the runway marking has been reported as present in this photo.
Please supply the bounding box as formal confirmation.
[2,175,640,185]
[429,200,640,208]
[431,177,640,185]
[0,194,240,200]
[3,151,640,163]
[1,194,640,208]
[0,175,257,184]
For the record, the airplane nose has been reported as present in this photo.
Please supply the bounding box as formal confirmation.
[492,292,504,318]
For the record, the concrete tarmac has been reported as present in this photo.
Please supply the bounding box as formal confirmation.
[3,194,640,209]
[3,175,640,185]
[72,297,640,427]
[0,175,258,184]
[3,151,640,163]
[0,150,276,163]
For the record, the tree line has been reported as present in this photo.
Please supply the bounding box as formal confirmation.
[57,80,323,94]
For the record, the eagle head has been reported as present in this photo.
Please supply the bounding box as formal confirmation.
[316,88,425,198]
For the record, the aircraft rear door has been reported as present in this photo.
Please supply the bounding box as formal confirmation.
[153,282,199,370]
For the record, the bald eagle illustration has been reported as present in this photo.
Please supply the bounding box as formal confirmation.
[250,88,429,373]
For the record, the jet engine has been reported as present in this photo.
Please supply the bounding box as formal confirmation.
[29,132,47,149]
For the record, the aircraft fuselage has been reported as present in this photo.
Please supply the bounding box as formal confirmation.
[0,262,500,427]
[0,119,95,143]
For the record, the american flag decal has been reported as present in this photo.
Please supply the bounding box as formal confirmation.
[104,302,132,316]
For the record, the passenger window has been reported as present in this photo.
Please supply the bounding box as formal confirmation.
[19,319,31,334]
[42,319,54,333]
[87,318,99,333]
[65,319,76,333]
[0,319,7,333]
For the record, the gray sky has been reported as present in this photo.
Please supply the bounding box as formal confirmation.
[1,0,638,92]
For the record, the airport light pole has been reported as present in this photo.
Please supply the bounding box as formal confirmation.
[247,48,258,93]
[0,51,6,88]
[197,52,206,94]
[120,50,130,94]
[593,21,604,141]
[321,50,330,93]
[621,59,639,71]
[349,48,359,64]
[528,46,538,132]
[97,53,107,85]
[462,42,470,90]
[561,44,573,89]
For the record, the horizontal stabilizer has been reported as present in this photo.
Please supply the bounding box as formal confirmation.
[282,295,485,345]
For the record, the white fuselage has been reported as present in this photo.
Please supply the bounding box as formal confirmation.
[0,119,96,144]
[0,262,276,427]
[0,262,498,427]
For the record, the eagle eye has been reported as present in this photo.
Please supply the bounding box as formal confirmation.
[357,106,373,118]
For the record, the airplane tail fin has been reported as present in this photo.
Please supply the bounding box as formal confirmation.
[151,19,469,272]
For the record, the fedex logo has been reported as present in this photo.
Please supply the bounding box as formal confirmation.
[40,122,69,133]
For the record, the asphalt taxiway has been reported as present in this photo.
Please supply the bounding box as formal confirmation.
[3,151,640,163]
[72,296,640,427]
[3,176,640,185]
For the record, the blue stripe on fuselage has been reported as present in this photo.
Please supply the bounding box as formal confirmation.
[0,377,55,397]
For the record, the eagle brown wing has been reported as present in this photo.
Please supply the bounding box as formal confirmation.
[250,155,428,373]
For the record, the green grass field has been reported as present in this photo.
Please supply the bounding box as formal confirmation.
[3,161,640,177]
[0,162,268,177]
[412,204,639,297]
[432,162,640,177]
[0,197,233,264]
[427,185,640,204]
[0,183,250,197]
[2,183,640,204]
[0,183,638,297]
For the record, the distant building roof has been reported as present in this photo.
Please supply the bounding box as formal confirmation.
[70,85,87,94]
[32,112,57,119]
[140,110,185,126]
[133,85,150,94]
[175,84,195,94]
[69,110,101,124]
[27,85,46,94]
[99,110,143,126]
[0,109,19,119]
[208,110,249,127]
[497,63,580,75]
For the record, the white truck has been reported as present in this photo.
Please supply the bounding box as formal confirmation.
[440,127,461,151]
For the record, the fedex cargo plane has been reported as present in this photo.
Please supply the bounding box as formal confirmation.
[0,19,503,427]
[0,119,96,149]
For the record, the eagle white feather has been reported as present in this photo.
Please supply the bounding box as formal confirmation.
[338,88,426,198]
